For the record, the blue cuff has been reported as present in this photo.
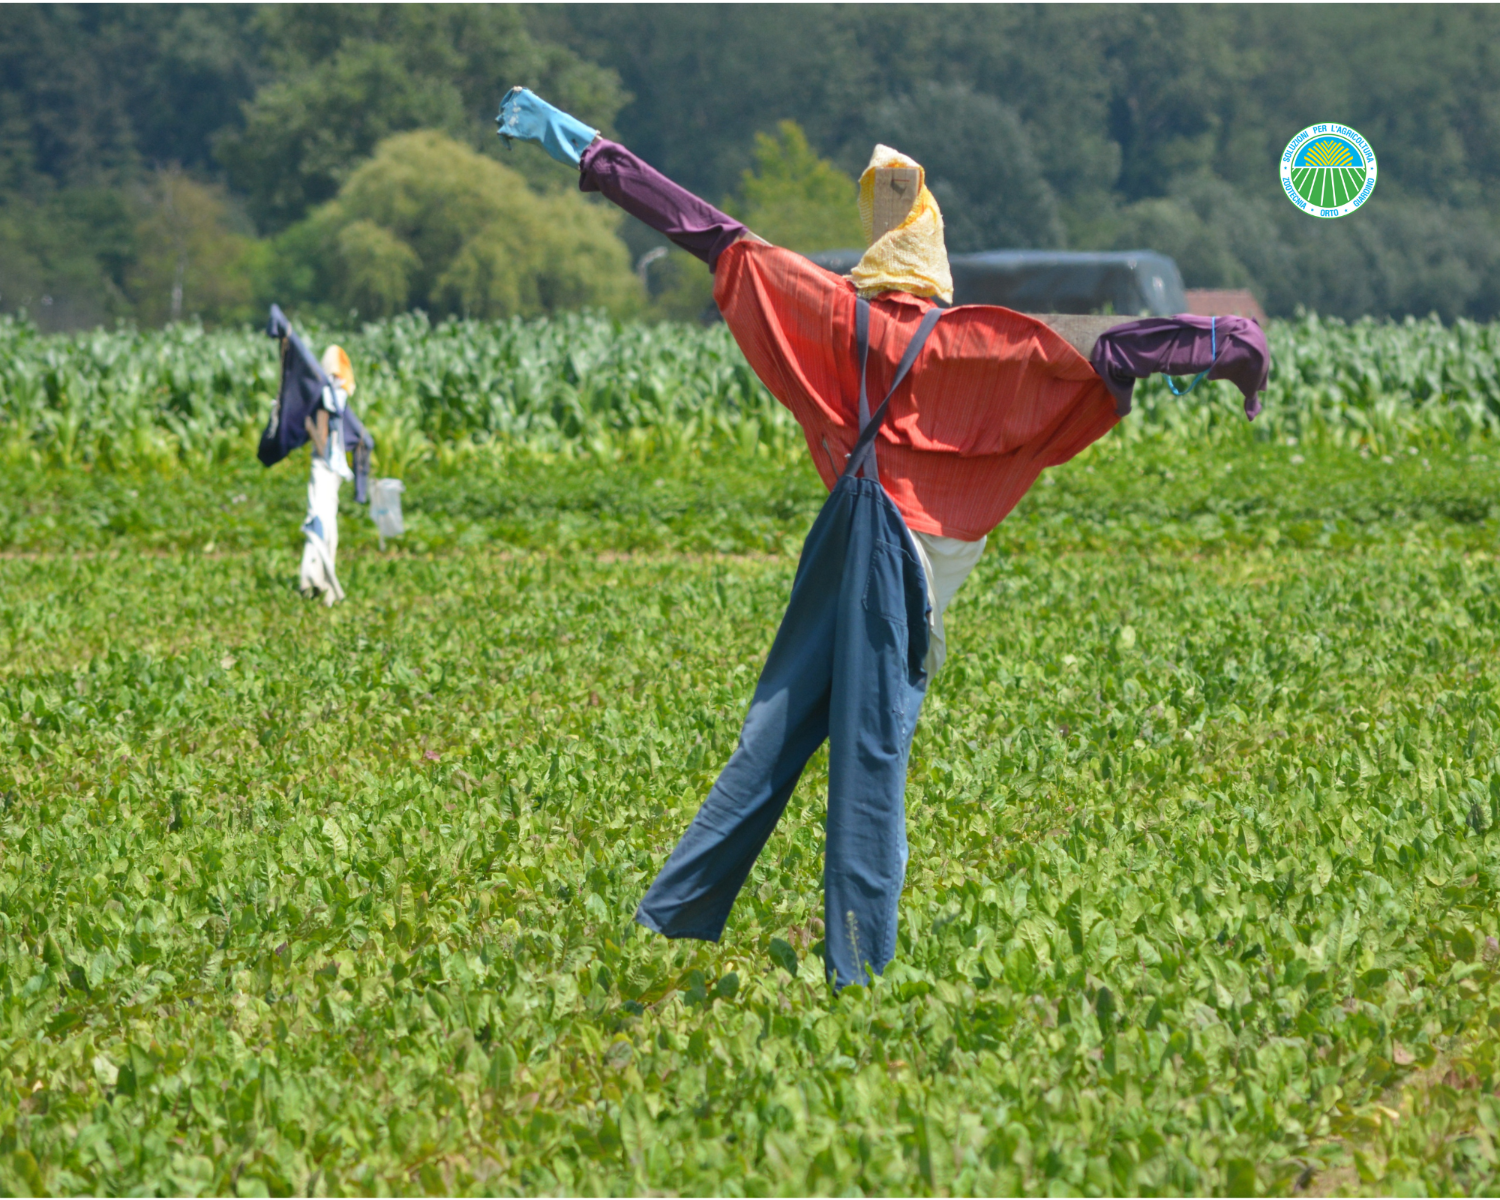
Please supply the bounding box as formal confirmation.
[496,86,598,168]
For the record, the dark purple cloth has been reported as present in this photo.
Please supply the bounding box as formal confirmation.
[1091,315,1269,420]
[579,138,748,271]
[258,304,373,502]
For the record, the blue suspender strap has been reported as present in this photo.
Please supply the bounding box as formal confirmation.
[1165,315,1217,397]
[844,299,943,481]
[856,298,872,434]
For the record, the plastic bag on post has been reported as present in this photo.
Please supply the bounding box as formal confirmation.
[370,478,405,546]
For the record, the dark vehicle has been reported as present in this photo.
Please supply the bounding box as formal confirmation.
[807,249,1188,317]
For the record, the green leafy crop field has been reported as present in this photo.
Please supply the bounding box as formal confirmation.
[5,316,1500,1195]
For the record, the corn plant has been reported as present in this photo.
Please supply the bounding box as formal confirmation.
[4,310,1500,474]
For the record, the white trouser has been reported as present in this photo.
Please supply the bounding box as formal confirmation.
[910,529,987,676]
[299,456,345,604]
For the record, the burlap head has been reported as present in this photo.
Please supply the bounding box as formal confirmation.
[850,145,953,304]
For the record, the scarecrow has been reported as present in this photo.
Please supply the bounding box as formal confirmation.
[498,88,1270,987]
[258,305,374,605]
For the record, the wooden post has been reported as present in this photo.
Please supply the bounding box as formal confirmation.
[870,167,920,240]
[1023,314,1126,359]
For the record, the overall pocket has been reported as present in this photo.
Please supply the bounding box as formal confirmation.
[863,537,923,624]
[862,532,931,679]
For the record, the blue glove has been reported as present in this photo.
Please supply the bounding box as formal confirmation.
[496,86,598,167]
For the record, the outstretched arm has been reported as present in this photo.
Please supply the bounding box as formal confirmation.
[497,87,755,270]
[1091,315,1269,419]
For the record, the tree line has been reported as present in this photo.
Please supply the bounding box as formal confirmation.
[2,4,1497,330]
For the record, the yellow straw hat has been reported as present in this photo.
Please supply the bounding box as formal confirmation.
[849,145,954,304]
[320,345,356,395]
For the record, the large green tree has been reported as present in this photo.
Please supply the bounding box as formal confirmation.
[217,6,627,233]
[554,3,1500,319]
[0,4,627,328]
[269,130,641,321]
[555,5,1500,217]
[0,5,262,191]
[726,122,862,253]
[869,82,1064,254]
[0,5,263,328]
[5,4,1500,324]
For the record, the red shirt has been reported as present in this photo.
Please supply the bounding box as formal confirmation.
[714,240,1120,541]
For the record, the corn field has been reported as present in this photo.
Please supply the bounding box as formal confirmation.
[1,310,1498,473]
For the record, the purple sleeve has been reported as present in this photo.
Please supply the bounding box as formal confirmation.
[579,139,748,271]
[1090,315,1269,419]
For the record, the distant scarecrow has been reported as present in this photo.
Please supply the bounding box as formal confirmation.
[498,88,1270,987]
[258,305,373,605]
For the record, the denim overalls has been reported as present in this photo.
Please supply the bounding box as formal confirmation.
[637,300,941,987]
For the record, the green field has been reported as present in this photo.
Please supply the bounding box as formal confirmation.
[1290,168,1367,209]
[5,316,1500,1195]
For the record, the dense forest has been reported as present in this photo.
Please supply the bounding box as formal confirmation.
[2,4,1498,330]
